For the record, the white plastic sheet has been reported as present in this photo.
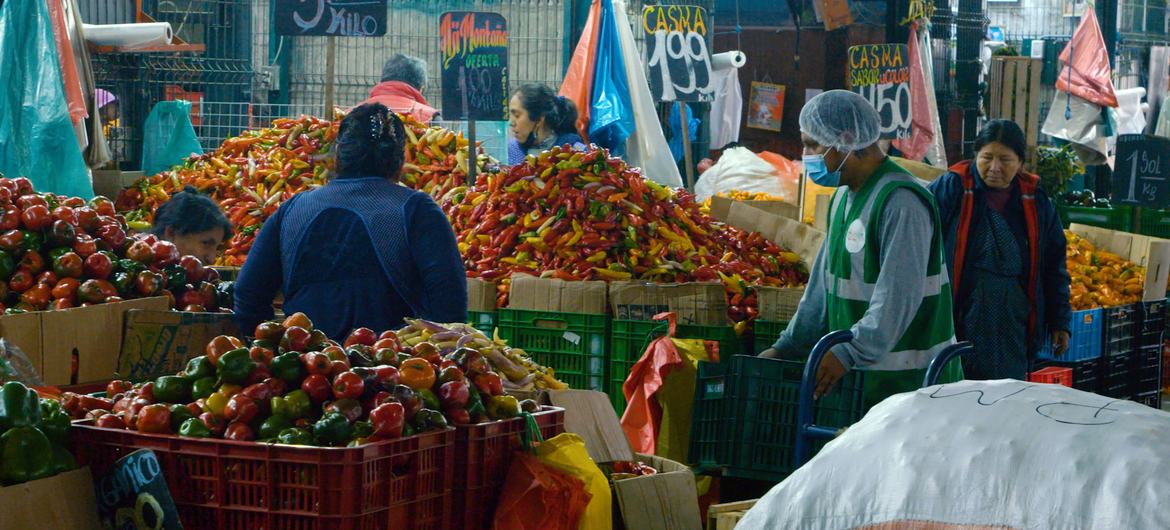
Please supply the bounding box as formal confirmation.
[738,380,1170,530]
[1041,92,1109,165]
[693,147,787,202]
[82,22,172,50]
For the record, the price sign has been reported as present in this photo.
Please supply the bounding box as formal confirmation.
[1112,134,1170,207]
[94,449,183,530]
[439,12,509,121]
[642,5,714,102]
[274,0,387,37]
[847,44,912,139]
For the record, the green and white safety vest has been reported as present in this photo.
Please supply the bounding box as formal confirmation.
[825,160,956,371]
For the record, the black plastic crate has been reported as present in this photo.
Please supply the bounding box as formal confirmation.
[1033,358,1100,393]
[1139,300,1167,348]
[1101,352,1134,398]
[1133,391,1162,409]
[1102,304,1140,357]
[1132,344,1163,395]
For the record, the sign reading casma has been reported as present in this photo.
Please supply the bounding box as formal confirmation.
[847,44,912,140]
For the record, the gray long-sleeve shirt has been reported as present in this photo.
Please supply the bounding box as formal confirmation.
[771,188,936,369]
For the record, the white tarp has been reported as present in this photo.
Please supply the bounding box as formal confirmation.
[739,380,1170,530]
[693,147,789,202]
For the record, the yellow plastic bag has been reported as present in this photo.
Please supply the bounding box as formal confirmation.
[535,433,613,530]
[655,337,715,463]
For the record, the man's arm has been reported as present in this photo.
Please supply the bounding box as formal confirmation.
[832,189,936,368]
[767,243,829,357]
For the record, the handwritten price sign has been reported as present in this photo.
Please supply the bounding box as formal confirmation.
[847,44,912,140]
[274,0,387,37]
[439,11,508,121]
[643,5,714,102]
[1112,134,1170,208]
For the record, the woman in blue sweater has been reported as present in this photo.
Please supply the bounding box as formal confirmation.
[928,120,1072,380]
[507,83,585,165]
[234,103,467,339]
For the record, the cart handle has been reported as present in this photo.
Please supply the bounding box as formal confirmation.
[794,330,854,467]
[921,342,974,387]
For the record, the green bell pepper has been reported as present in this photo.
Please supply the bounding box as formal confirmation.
[312,412,354,447]
[258,416,293,440]
[19,231,43,254]
[191,376,217,401]
[178,417,211,438]
[0,381,41,431]
[270,389,311,420]
[411,409,448,433]
[111,272,134,297]
[116,258,146,276]
[352,421,373,439]
[0,426,53,484]
[0,250,15,279]
[38,400,71,445]
[417,389,441,412]
[50,443,77,474]
[485,395,521,420]
[169,404,197,432]
[271,352,305,385]
[184,355,215,381]
[163,265,187,291]
[276,427,315,446]
[217,348,256,385]
[153,376,193,404]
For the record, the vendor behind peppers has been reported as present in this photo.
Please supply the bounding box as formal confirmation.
[233,103,467,339]
[150,186,232,265]
[759,90,962,409]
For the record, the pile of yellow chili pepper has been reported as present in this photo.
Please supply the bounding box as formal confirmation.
[443,145,808,319]
[1066,230,1145,310]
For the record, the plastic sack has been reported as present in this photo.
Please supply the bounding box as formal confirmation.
[757,151,802,203]
[694,147,787,201]
[1041,92,1109,166]
[737,380,1170,529]
[587,0,634,159]
[141,100,203,176]
[493,452,592,530]
[1056,8,1119,108]
[0,0,93,198]
[0,340,44,387]
[891,23,933,162]
[560,0,601,141]
[621,313,718,460]
[535,433,613,530]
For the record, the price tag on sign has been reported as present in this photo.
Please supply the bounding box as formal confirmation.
[274,0,387,37]
[642,5,714,102]
[1112,134,1170,208]
[847,44,912,140]
[439,12,509,121]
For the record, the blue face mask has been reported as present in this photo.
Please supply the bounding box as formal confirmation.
[802,150,850,187]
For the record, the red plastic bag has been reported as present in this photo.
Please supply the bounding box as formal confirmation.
[892,23,934,162]
[492,452,592,530]
[1056,8,1118,108]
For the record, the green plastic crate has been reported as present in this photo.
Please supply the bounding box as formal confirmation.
[607,319,747,415]
[689,355,865,483]
[1057,204,1132,232]
[752,320,790,355]
[467,310,497,334]
[497,308,608,392]
[1138,209,1170,239]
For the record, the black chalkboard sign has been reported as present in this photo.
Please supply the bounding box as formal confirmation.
[847,44,912,140]
[1112,134,1170,208]
[274,0,387,37]
[439,12,509,121]
[94,449,183,530]
[642,5,714,102]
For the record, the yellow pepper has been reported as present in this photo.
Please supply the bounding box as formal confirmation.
[586,251,607,263]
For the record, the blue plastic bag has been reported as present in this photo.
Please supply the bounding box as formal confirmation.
[0,0,93,198]
[588,0,633,158]
[141,100,203,176]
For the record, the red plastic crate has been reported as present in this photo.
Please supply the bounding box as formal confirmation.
[70,424,455,530]
[1028,366,1074,387]
[452,407,566,530]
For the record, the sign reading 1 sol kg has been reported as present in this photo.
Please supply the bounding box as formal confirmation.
[847,44,911,139]
[643,5,714,102]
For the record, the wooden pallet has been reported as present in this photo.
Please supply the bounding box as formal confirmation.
[707,499,758,530]
[989,57,1043,163]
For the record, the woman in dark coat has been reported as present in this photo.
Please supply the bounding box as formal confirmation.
[928,120,1072,380]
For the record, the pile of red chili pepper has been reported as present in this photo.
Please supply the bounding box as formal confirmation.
[443,145,808,320]
[116,116,339,266]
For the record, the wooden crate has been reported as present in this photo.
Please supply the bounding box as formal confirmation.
[989,57,1043,163]
[707,499,758,530]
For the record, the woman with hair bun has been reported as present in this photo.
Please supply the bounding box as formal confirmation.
[233,103,467,339]
[507,83,585,165]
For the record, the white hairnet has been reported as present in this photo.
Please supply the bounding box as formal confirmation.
[799,90,881,152]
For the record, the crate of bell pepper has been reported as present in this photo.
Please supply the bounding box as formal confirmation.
[440,145,808,321]
[0,381,79,486]
[0,174,226,313]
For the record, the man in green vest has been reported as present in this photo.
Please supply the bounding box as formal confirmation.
[760,90,963,409]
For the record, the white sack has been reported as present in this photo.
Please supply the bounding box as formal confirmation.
[693,147,787,202]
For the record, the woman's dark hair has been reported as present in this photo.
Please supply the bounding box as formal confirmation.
[974,119,1027,160]
[150,186,232,240]
[514,83,578,135]
[335,103,406,179]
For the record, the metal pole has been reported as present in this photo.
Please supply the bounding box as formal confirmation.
[679,102,695,188]
[324,37,336,118]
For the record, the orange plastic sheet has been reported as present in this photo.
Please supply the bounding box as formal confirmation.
[1056,8,1118,108]
[47,0,86,124]
[892,23,934,161]
[492,452,591,530]
[559,0,601,142]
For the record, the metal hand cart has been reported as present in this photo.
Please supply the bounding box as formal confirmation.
[793,330,973,466]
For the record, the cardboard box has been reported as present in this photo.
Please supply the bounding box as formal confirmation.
[1069,224,1170,302]
[508,274,607,314]
[890,156,947,183]
[548,390,702,530]
[708,196,801,223]
[467,277,498,312]
[91,170,143,200]
[707,499,758,530]
[756,286,806,322]
[608,281,728,325]
[118,310,240,382]
[0,467,103,530]
[0,312,44,378]
[726,201,825,267]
